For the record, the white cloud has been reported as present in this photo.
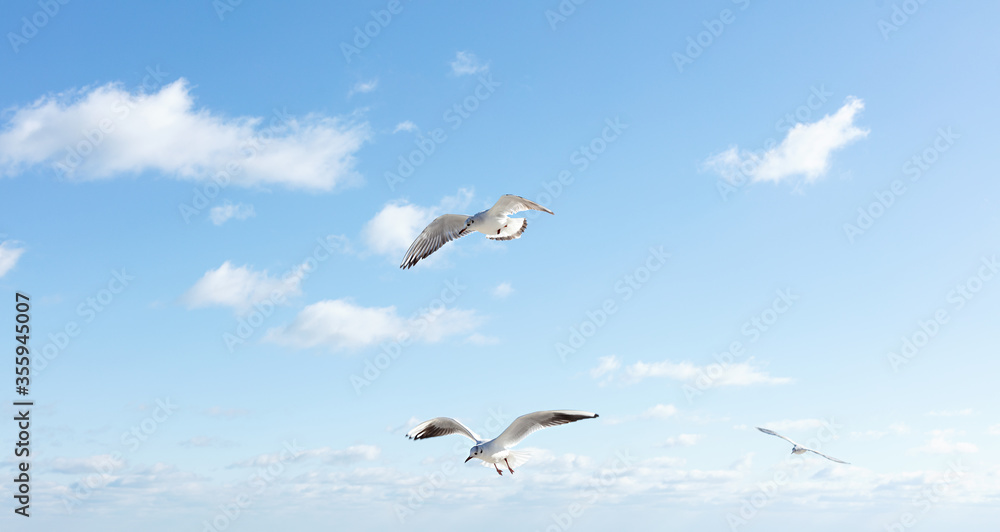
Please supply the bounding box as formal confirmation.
[642,404,678,420]
[590,355,621,380]
[492,282,513,298]
[183,261,304,314]
[911,430,979,455]
[851,422,910,441]
[0,79,370,190]
[393,120,418,134]
[231,444,380,468]
[663,434,705,447]
[362,188,473,262]
[178,436,235,448]
[617,358,791,387]
[348,79,378,97]
[759,418,828,433]
[209,201,255,225]
[703,97,868,185]
[265,298,481,351]
[204,406,249,418]
[0,240,26,278]
[49,454,126,474]
[450,51,490,76]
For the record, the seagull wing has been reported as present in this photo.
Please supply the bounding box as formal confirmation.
[406,417,482,443]
[488,194,554,217]
[400,214,471,270]
[756,427,800,447]
[804,448,850,464]
[493,410,598,449]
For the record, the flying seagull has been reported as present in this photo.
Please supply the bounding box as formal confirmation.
[399,194,554,269]
[756,427,850,464]
[406,410,598,476]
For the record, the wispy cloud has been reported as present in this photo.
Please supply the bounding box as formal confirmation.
[642,404,678,420]
[851,422,910,441]
[0,240,26,278]
[910,429,979,455]
[265,298,481,351]
[204,407,249,418]
[0,79,370,190]
[450,51,489,76]
[663,433,704,447]
[348,79,378,97]
[230,444,380,468]
[703,97,868,185]
[594,356,791,387]
[393,121,418,134]
[590,355,621,382]
[183,261,305,314]
[492,282,513,298]
[209,202,255,225]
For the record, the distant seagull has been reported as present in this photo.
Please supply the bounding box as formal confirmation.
[399,194,554,269]
[406,410,598,475]
[756,427,850,464]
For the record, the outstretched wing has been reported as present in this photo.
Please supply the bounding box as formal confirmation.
[400,214,471,270]
[805,448,850,464]
[493,410,598,449]
[406,417,482,443]
[487,195,554,217]
[756,427,799,447]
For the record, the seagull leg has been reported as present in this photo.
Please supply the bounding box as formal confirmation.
[494,463,503,476]
[505,458,514,474]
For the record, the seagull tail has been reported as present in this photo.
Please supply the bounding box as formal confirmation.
[506,450,532,469]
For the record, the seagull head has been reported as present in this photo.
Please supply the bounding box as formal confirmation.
[465,217,474,228]
[465,445,480,463]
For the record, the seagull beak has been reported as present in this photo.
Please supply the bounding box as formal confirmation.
[464,456,473,463]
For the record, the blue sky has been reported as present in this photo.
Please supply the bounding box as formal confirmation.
[1,1,998,530]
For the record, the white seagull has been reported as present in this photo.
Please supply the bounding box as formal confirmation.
[756,427,850,464]
[399,194,554,269]
[406,410,598,475]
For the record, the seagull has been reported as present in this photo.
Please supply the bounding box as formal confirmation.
[399,194,554,269]
[756,427,850,464]
[406,410,598,476]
